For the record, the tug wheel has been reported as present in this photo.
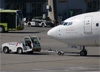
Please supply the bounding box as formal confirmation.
[17,48,23,54]
[3,47,9,54]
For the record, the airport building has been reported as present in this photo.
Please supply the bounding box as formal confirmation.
[86,0,100,12]
[56,0,87,20]
[0,0,47,18]
[55,0,100,21]
[0,0,100,21]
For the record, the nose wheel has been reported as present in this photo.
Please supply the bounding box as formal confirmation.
[80,46,87,56]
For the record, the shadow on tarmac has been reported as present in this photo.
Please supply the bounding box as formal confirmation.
[1,51,100,57]
[66,55,100,57]
[5,32,40,34]
[64,52,100,57]
[22,52,50,55]
[3,52,50,55]
[86,55,100,57]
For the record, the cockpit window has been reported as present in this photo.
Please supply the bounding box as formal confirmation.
[61,22,64,25]
[68,22,72,25]
[61,22,72,26]
[64,22,68,25]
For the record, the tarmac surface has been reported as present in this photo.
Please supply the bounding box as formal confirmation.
[0,26,100,72]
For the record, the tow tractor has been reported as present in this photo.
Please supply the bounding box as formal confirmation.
[2,36,41,54]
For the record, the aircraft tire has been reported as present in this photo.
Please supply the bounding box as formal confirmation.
[80,50,87,56]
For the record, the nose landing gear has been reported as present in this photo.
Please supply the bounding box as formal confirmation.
[80,46,87,56]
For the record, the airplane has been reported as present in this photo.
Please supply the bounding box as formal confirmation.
[47,11,100,56]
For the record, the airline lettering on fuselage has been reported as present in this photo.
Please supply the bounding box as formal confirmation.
[66,29,74,31]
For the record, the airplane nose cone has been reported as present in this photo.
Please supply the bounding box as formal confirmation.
[47,27,57,38]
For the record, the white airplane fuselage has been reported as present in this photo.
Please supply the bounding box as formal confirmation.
[48,12,100,47]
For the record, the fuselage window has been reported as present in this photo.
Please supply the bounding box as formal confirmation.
[96,23,99,27]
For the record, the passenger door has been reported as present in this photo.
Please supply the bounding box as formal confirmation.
[84,16,92,34]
